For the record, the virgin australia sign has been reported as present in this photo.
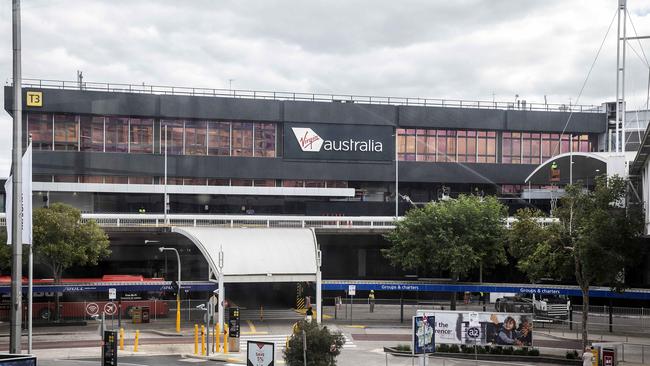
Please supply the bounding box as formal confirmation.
[284,123,392,161]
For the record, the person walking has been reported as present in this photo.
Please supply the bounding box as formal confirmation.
[582,347,595,366]
[368,290,375,313]
[305,306,313,322]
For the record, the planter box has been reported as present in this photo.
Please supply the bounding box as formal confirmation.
[383,347,581,365]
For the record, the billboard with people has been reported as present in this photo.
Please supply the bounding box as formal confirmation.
[416,310,533,347]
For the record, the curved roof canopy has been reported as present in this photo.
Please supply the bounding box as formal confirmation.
[172,227,319,283]
[525,152,607,185]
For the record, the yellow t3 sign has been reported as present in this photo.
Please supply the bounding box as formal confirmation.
[26,91,42,107]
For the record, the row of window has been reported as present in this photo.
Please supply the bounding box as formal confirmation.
[35,175,348,188]
[397,128,593,163]
[398,129,497,163]
[26,113,277,157]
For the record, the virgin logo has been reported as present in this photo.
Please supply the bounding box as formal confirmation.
[292,127,323,152]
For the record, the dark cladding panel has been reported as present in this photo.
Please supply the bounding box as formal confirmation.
[398,105,506,130]
[35,152,535,184]
[159,95,281,121]
[283,100,396,126]
[5,87,160,116]
[506,110,606,133]
[33,151,394,181]
[398,161,536,184]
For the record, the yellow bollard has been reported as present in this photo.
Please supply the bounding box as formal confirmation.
[224,324,229,353]
[194,324,199,355]
[119,328,124,351]
[176,298,181,333]
[201,325,206,356]
[216,323,221,353]
[133,330,140,352]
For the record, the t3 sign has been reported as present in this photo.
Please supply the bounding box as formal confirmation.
[284,123,393,161]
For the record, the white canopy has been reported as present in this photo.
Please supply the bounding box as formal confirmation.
[172,227,319,283]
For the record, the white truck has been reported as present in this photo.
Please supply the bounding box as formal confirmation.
[494,292,570,320]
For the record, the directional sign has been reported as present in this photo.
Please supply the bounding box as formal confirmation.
[247,340,274,366]
[104,302,117,315]
[466,326,481,339]
[86,302,99,316]
[108,288,116,300]
[348,285,356,296]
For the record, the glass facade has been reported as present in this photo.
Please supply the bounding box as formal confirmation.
[398,128,494,163]
[504,132,592,164]
[26,113,277,158]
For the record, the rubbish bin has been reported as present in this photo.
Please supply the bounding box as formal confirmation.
[141,306,150,323]
[132,307,142,324]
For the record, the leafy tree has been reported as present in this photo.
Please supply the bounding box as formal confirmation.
[33,203,111,320]
[283,320,345,366]
[0,229,10,272]
[508,175,644,348]
[383,194,508,309]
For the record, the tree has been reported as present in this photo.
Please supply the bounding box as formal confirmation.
[283,320,345,366]
[383,194,508,309]
[33,203,111,320]
[508,175,644,348]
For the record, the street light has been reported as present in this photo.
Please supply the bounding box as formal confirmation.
[159,246,182,333]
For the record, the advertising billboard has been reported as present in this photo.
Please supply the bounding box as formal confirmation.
[283,123,394,161]
[417,310,533,347]
[412,315,435,354]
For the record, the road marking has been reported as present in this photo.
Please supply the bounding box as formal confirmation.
[346,325,366,328]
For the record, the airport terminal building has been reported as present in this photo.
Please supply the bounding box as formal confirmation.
[2,81,648,309]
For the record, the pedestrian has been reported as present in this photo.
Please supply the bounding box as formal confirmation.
[479,292,485,305]
[582,346,594,366]
[368,290,375,313]
[305,306,313,322]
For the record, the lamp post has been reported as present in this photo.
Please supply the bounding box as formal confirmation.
[395,131,399,219]
[159,246,181,333]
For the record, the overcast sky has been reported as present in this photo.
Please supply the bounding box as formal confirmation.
[0,0,649,175]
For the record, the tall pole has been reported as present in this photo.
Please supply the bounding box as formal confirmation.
[615,0,627,153]
[395,131,399,218]
[27,136,32,354]
[164,125,168,224]
[217,247,224,337]
[10,0,23,354]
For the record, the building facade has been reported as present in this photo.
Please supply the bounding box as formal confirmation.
[3,83,606,216]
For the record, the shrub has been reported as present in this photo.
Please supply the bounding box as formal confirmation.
[513,348,526,356]
[528,348,540,356]
[395,344,411,352]
[502,347,514,355]
[448,345,460,353]
[478,346,489,354]
[566,350,579,359]
[437,344,449,353]
[283,320,345,366]
[490,346,502,355]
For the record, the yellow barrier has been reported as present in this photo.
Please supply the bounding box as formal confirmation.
[201,325,206,356]
[119,328,124,351]
[194,324,198,355]
[176,298,181,333]
[134,330,140,352]
[216,323,221,353]
[224,324,229,353]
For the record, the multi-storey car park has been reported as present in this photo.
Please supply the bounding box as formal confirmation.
[1,80,649,321]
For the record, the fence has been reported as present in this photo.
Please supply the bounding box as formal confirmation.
[19,78,603,113]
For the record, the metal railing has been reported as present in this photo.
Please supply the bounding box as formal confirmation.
[16,78,603,113]
[0,213,557,229]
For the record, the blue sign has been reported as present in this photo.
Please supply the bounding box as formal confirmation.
[321,281,650,300]
[412,315,435,354]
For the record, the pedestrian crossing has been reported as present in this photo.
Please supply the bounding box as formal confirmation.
[238,333,357,353]
[240,309,303,321]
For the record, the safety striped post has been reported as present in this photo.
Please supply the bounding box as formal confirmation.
[224,324,229,353]
[119,328,124,351]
